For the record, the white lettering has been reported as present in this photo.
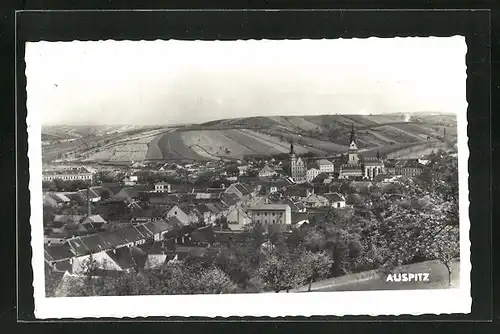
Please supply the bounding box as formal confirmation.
[385,272,430,283]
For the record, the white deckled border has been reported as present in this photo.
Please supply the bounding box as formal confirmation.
[27,37,471,318]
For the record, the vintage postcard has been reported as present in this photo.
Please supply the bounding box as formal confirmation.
[26,37,470,318]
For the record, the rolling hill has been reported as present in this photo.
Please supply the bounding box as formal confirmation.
[41,113,457,163]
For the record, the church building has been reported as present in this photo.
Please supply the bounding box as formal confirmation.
[289,142,306,184]
[339,124,385,180]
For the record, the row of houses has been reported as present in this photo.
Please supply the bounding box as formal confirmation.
[42,166,94,182]
[44,216,188,273]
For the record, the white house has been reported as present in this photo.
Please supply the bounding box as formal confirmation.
[245,204,292,225]
[324,192,346,208]
[306,167,321,182]
[155,182,171,193]
[317,159,335,174]
[225,206,252,231]
[258,165,277,178]
[163,205,191,226]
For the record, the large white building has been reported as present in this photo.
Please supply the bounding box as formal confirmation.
[42,167,93,182]
[317,159,335,174]
[246,204,292,225]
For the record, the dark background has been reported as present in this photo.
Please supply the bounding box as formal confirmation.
[1,1,497,333]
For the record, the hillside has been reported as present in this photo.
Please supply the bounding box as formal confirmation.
[293,258,460,292]
[41,113,457,163]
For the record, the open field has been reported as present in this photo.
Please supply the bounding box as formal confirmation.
[153,129,316,161]
[43,127,167,163]
[385,140,455,159]
[294,259,460,292]
[43,113,458,163]
[182,130,255,158]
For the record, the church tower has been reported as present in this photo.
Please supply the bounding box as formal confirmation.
[290,141,296,176]
[289,141,305,183]
[348,123,359,165]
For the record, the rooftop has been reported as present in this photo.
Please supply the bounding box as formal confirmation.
[317,159,333,165]
[323,192,345,203]
[155,181,170,186]
[43,167,91,175]
[247,204,291,211]
[83,215,107,224]
[44,243,74,262]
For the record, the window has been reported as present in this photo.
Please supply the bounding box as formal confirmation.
[264,212,267,216]
[272,220,275,224]
[272,212,275,216]
[257,212,260,216]
[257,220,260,223]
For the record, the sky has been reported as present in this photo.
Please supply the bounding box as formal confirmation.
[25,37,467,126]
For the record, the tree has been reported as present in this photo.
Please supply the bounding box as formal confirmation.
[424,225,459,286]
[100,188,111,200]
[298,250,333,292]
[196,266,236,294]
[52,178,65,191]
[81,253,100,281]
[380,177,459,271]
[257,252,303,293]
[42,180,57,191]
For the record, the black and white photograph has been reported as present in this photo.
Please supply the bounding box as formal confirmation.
[26,37,470,318]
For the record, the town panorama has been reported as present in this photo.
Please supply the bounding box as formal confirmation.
[42,112,460,296]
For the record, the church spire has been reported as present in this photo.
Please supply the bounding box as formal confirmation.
[348,123,358,152]
[350,123,356,144]
[290,141,295,155]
